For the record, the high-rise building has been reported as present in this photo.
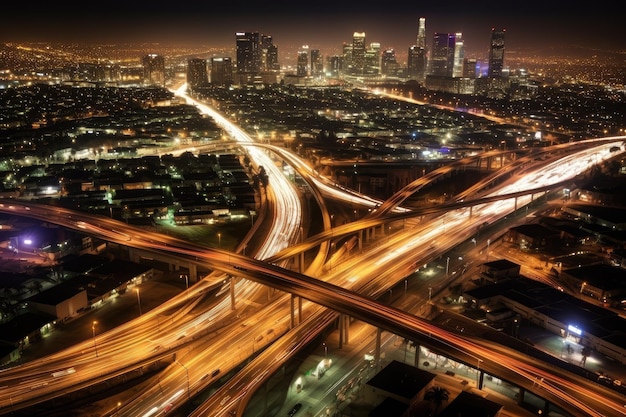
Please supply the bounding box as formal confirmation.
[210,57,233,86]
[408,17,427,82]
[261,35,280,72]
[488,28,506,78]
[187,58,208,89]
[407,46,427,81]
[364,42,381,75]
[327,55,343,76]
[381,49,399,76]
[417,17,426,49]
[452,33,465,78]
[142,54,165,86]
[236,32,261,75]
[351,32,366,75]
[310,49,323,77]
[428,33,456,77]
[297,45,309,77]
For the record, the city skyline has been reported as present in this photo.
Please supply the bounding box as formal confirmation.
[2,2,625,58]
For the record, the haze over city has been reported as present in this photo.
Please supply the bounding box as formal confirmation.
[3,1,625,57]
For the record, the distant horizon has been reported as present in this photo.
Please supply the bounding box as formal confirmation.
[2,3,625,62]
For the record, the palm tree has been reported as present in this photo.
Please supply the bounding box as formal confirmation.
[424,385,450,415]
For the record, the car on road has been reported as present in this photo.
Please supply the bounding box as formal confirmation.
[287,403,302,416]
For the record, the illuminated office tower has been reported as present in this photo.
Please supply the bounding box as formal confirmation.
[297,45,309,77]
[407,45,427,81]
[351,32,366,74]
[187,58,208,89]
[408,16,427,81]
[452,32,464,78]
[261,35,279,71]
[488,28,506,77]
[364,42,380,75]
[428,32,456,77]
[210,57,233,86]
[327,55,343,76]
[417,17,426,49]
[381,48,399,76]
[142,54,165,86]
[310,48,323,77]
[236,32,261,75]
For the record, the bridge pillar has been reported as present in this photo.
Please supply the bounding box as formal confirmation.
[338,314,350,347]
[229,276,236,311]
[187,263,197,282]
[358,230,363,250]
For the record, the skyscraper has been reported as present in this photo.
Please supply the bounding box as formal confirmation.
[210,57,233,86]
[417,17,426,49]
[488,28,506,78]
[297,45,309,77]
[236,32,261,75]
[310,49,323,77]
[364,42,380,75]
[186,58,208,89]
[408,17,427,82]
[452,33,465,78]
[428,33,456,77]
[142,54,165,86]
[260,35,279,72]
[381,49,398,76]
[351,32,366,75]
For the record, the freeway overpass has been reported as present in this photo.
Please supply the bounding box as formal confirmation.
[0,137,625,417]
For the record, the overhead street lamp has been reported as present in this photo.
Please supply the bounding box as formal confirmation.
[91,321,98,357]
[180,274,189,298]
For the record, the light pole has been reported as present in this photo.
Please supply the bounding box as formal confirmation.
[91,320,98,357]
[323,342,328,359]
[180,274,189,299]
[446,256,450,276]
[135,288,142,316]
[218,233,221,248]
[487,238,491,261]
[180,274,188,290]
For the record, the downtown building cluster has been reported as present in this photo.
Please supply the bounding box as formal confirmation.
[174,17,511,97]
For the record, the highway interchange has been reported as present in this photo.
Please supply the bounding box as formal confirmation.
[0,85,625,417]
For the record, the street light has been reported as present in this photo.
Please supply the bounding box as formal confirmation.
[180,274,189,299]
[91,321,98,357]
[135,288,142,316]
[218,233,221,248]
[180,274,188,290]
[323,342,328,359]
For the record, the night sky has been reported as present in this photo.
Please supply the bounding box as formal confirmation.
[2,1,624,58]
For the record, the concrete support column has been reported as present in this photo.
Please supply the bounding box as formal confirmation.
[188,263,197,282]
[229,276,236,310]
